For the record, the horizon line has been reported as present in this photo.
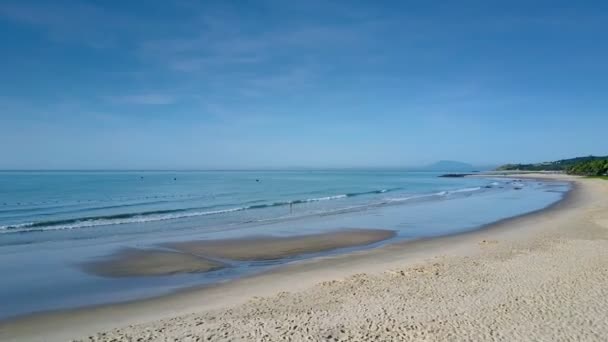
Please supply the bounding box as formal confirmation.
[0,167,493,172]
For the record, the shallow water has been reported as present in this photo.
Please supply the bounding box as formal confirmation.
[0,171,569,319]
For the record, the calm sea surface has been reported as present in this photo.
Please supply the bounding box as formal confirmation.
[0,171,569,318]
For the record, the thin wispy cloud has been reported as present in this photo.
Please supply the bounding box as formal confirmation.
[139,25,374,77]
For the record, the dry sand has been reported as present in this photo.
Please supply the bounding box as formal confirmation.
[82,248,225,277]
[2,174,607,341]
[164,229,397,261]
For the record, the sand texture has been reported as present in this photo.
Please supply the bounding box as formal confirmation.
[2,174,607,341]
[164,229,397,261]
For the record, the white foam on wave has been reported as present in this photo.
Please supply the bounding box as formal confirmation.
[0,222,34,231]
[387,186,483,203]
[448,186,481,194]
[0,186,484,235]
[0,193,355,234]
[0,206,252,234]
[387,192,441,203]
[304,194,347,202]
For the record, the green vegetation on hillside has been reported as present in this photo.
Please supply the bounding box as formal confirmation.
[496,155,608,176]
[568,159,608,176]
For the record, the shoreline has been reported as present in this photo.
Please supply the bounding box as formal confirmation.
[1,174,600,341]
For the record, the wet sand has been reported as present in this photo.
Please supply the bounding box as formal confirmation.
[164,229,397,261]
[83,229,397,279]
[83,248,225,277]
[2,174,608,341]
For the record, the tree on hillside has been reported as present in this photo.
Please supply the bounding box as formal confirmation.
[566,159,608,176]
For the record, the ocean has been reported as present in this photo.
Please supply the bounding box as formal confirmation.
[0,170,569,319]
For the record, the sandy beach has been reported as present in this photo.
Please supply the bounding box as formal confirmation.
[1,174,607,341]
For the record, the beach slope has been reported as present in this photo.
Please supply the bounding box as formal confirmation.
[2,175,607,341]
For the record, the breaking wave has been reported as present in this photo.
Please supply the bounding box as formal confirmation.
[0,188,400,234]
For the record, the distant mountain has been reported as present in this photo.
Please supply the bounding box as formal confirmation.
[422,160,474,172]
[496,155,608,172]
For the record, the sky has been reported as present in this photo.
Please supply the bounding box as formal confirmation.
[1,0,607,170]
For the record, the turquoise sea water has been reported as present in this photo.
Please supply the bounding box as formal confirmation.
[0,171,569,319]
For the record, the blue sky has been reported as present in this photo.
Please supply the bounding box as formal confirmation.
[1,0,607,169]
